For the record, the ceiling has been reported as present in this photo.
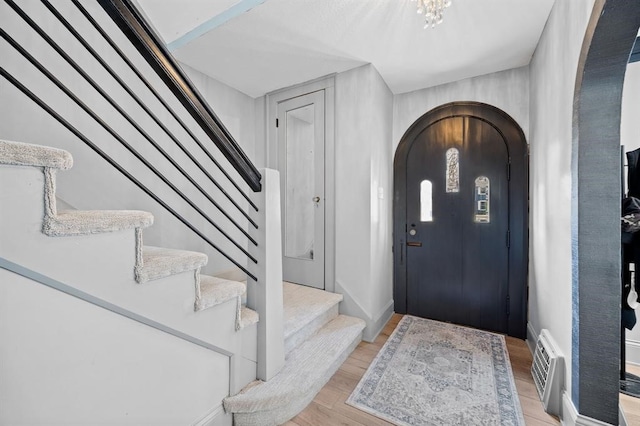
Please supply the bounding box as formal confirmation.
[136,0,556,98]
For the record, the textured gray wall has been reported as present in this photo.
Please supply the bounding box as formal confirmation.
[393,66,530,152]
[621,62,640,363]
[572,0,640,422]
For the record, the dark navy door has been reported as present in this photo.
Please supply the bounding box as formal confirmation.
[405,116,510,333]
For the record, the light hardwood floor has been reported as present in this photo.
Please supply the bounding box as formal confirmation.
[286,314,560,426]
[622,364,640,425]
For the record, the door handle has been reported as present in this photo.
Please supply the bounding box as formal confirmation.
[313,196,320,203]
[407,241,422,247]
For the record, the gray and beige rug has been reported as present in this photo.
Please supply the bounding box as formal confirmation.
[346,315,525,425]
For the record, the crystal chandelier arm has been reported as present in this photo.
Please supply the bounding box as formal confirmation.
[411,0,452,28]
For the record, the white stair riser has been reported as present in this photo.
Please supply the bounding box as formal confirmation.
[2,166,57,234]
[233,330,363,426]
[1,167,139,283]
[285,303,339,355]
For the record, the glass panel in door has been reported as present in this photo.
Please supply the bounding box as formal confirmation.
[277,90,325,289]
[284,104,315,260]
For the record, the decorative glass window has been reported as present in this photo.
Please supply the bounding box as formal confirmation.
[446,148,459,193]
[420,180,433,222]
[474,176,490,223]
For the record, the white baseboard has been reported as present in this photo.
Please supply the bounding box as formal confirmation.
[620,404,628,426]
[192,404,228,426]
[561,392,620,426]
[625,339,640,365]
[334,280,394,343]
[526,321,538,355]
[363,300,394,342]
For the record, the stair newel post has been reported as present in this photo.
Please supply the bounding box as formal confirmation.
[247,168,285,381]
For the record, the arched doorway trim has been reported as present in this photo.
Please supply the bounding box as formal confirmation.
[571,1,640,422]
[393,101,529,338]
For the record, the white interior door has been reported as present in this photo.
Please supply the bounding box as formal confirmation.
[277,90,325,289]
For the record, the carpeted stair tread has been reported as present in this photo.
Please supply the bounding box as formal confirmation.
[0,139,73,169]
[43,209,154,236]
[283,282,343,341]
[136,246,208,283]
[223,314,365,424]
[239,306,259,329]
[195,275,246,312]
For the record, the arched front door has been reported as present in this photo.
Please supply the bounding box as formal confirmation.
[393,102,528,338]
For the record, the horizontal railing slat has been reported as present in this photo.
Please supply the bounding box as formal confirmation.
[37,0,258,243]
[0,23,257,264]
[2,0,262,282]
[71,0,260,214]
[0,67,258,281]
[98,0,262,192]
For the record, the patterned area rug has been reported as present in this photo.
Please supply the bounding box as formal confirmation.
[346,316,525,425]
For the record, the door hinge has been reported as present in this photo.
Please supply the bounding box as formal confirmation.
[507,162,511,181]
[276,118,279,127]
[506,230,511,248]
[506,295,511,316]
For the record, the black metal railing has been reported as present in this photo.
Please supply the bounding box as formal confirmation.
[72,0,260,216]
[1,0,262,281]
[98,0,262,193]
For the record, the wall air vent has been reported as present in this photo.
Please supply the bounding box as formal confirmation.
[531,329,564,416]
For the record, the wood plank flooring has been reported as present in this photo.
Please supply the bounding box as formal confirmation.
[621,364,640,425]
[286,314,560,426]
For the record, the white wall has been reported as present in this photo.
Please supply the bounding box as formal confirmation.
[622,61,640,363]
[179,61,259,276]
[528,0,596,400]
[181,62,257,164]
[622,61,640,152]
[393,66,530,151]
[369,69,395,327]
[335,64,394,341]
[0,0,258,277]
[0,268,231,426]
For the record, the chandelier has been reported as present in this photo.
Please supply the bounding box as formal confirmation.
[413,0,452,28]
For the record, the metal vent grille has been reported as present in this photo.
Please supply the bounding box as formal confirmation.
[532,338,551,395]
[531,329,564,416]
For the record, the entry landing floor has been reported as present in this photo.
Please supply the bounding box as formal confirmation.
[285,314,560,426]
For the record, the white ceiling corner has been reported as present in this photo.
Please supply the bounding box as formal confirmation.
[135,0,239,44]
[137,0,556,98]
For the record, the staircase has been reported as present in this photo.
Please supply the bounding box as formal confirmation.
[0,139,258,424]
[1,2,366,423]
[225,282,365,426]
[0,139,365,425]
[0,139,256,334]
